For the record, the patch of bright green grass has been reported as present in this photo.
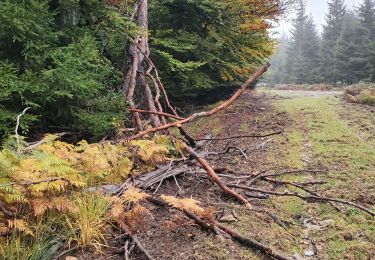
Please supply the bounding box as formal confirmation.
[275,95,375,259]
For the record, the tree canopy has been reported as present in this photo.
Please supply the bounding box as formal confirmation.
[0,0,286,142]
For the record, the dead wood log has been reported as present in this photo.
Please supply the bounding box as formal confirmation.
[126,62,270,141]
[135,163,192,189]
[133,41,179,117]
[124,0,162,129]
[228,185,375,217]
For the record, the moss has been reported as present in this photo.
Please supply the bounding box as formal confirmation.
[199,236,232,259]
[239,120,250,133]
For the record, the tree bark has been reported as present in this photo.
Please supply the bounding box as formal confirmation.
[123,0,161,129]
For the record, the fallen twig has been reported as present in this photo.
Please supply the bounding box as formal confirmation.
[208,146,248,160]
[194,131,283,141]
[120,224,154,260]
[266,179,343,212]
[261,169,326,178]
[213,220,292,260]
[25,132,72,151]
[229,184,375,216]
[148,197,291,260]
[178,126,197,147]
[183,143,251,207]
[263,178,327,186]
[0,177,70,188]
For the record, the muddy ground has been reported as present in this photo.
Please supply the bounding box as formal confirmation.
[72,89,375,260]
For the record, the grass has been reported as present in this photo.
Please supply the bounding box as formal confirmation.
[64,193,109,250]
[0,193,110,259]
[274,93,375,259]
[187,114,223,137]
[239,115,250,133]
[0,214,65,260]
[184,89,374,259]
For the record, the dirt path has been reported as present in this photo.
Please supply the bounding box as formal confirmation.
[82,89,374,260]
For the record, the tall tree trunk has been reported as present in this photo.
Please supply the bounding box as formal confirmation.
[124,0,161,130]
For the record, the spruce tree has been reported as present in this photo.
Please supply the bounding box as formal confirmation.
[356,0,375,81]
[358,0,375,40]
[321,0,347,83]
[285,0,321,84]
[334,14,364,84]
[268,34,290,85]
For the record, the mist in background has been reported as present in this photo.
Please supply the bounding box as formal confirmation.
[274,0,363,35]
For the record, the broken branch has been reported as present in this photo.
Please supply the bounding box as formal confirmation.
[120,224,155,260]
[182,143,251,207]
[126,63,270,141]
[128,108,184,120]
[229,184,375,216]
[194,131,283,141]
[148,197,291,260]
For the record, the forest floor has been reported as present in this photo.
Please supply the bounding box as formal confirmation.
[75,89,375,260]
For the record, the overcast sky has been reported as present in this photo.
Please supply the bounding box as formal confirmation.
[273,0,363,36]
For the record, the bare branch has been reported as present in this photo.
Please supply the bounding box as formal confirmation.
[15,107,31,153]
[229,184,375,217]
[126,63,270,141]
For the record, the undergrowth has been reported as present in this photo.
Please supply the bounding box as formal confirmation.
[0,133,174,258]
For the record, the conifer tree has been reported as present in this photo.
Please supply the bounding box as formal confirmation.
[358,0,375,40]
[284,0,321,84]
[268,34,290,85]
[369,42,375,81]
[334,14,364,84]
[356,0,375,81]
[320,0,347,83]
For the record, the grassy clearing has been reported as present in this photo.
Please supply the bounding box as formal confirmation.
[182,90,374,259]
[274,93,375,259]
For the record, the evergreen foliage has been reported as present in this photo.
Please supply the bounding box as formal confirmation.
[334,14,364,84]
[268,0,375,86]
[286,1,321,84]
[0,0,287,141]
[320,0,347,83]
[268,34,289,85]
[148,0,275,100]
[0,0,130,140]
